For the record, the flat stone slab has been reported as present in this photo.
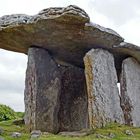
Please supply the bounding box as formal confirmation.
[24,47,61,133]
[120,57,140,127]
[0,5,124,68]
[58,65,88,131]
[84,49,124,128]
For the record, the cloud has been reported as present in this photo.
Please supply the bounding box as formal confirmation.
[0,49,27,94]
[91,0,140,25]
[117,17,140,46]
[0,0,46,16]
[0,93,24,112]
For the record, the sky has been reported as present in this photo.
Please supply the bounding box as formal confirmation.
[0,0,140,112]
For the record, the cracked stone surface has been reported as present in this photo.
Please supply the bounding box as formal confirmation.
[24,47,61,133]
[0,5,125,68]
[58,65,88,131]
[24,47,89,133]
[120,57,140,127]
[84,49,124,129]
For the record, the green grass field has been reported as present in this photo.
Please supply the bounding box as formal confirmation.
[0,120,140,140]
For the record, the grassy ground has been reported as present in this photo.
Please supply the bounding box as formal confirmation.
[0,120,140,140]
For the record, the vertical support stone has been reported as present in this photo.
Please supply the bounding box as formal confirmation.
[120,57,140,127]
[24,47,61,133]
[58,65,88,131]
[84,49,124,129]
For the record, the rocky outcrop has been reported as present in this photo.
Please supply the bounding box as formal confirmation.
[24,47,61,133]
[58,66,88,131]
[120,57,140,127]
[84,49,124,128]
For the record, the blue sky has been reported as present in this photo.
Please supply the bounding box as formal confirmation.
[0,0,140,112]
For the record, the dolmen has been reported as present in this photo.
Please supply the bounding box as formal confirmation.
[0,5,140,133]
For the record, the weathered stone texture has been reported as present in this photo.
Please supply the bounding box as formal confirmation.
[24,47,61,133]
[84,49,124,129]
[24,47,89,133]
[58,66,88,131]
[0,5,125,69]
[120,57,140,127]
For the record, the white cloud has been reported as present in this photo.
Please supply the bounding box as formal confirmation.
[0,49,27,111]
[117,18,140,46]
[0,93,24,112]
[92,0,140,25]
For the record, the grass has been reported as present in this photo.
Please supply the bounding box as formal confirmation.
[0,120,140,140]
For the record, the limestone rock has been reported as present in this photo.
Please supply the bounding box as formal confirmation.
[120,57,140,127]
[84,49,124,129]
[24,47,89,133]
[95,134,110,139]
[11,132,22,138]
[0,14,31,28]
[108,132,116,138]
[24,47,61,133]
[35,5,90,24]
[0,5,140,75]
[113,42,140,78]
[0,128,4,135]
[58,65,88,131]
[0,5,123,68]
[113,42,140,64]
[30,130,42,139]
[125,130,134,136]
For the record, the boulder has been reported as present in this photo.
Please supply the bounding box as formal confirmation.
[24,47,61,133]
[120,57,140,127]
[11,132,22,138]
[58,65,88,131]
[84,49,124,129]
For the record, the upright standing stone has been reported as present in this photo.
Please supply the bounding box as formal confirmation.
[84,49,124,129]
[58,65,88,131]
[120,57,140,127]
[24,47,61,133]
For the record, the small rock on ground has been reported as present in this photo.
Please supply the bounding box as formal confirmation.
[125,130,134,136]
[96,134,110,139]
[108,132,116,138]
[11,132,22,138]
[31,130,42,139]
[0,128,4,135]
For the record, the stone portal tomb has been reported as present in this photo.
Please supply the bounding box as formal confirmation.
[0,5,140,133]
